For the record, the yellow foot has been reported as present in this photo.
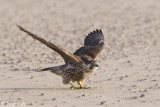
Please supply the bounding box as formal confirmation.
[70,86,91,89]
[81,87,91,89]
[70,83,91,89]
[70,86,81,89]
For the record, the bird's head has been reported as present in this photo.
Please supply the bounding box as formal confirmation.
[80,56,98,70]
[87,60,98,69]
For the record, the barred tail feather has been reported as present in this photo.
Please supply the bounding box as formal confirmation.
[40,65,65,76]
[41,67,55,71]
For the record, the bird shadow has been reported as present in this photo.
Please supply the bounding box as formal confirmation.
[0,87,94,91]
[0,87,71,91]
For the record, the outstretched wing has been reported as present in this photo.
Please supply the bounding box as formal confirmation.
[74,29,105,59]
[17,25,81,64]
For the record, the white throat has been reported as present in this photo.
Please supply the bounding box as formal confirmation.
[85,64,98,70]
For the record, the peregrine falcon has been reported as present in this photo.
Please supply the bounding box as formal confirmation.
[17,25,105,89]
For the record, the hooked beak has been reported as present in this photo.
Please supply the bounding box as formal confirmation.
[93,63,98,67]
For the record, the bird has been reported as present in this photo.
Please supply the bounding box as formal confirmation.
[17,25,105,89]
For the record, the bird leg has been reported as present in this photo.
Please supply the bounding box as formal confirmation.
[70,81,91,89]
[77,81,91,89]
[70,83,82,89]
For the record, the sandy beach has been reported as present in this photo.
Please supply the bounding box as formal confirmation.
[0,0,160,106]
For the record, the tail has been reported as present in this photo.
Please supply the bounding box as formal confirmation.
[41,67,56,71]
[39,65,65,76]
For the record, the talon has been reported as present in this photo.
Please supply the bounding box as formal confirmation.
[70,82,91,89]
[70,83,81,89]
[70,86,81,89]
[70,86,75,89]
[81,87,91,89]
[77,81,91,89]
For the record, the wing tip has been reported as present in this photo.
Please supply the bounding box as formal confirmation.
[89,29,103,35]
[94,29,101,31]
[40,67,52,71]
[16,24,25,32]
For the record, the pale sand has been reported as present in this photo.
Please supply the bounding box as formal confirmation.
[0,0,160,107]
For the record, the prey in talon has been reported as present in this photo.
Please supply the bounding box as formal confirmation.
[17,25,105,89]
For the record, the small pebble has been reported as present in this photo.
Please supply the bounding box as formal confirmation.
[120,76,124,80]
[81,94,85,96]
[17,98,21,100]
[40,93,44,96]
[40,103,44,105]
[107,78,112,81]
[132,96,138,99]
[132,85,136,87]
[115,68,118,71]
[127,61,131,63]
[52,98,56,100]
[3,103,7,105]
[100,101,106,105]
[139,94,145,98]
[125,75,129,77]
[27,103,33,105]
